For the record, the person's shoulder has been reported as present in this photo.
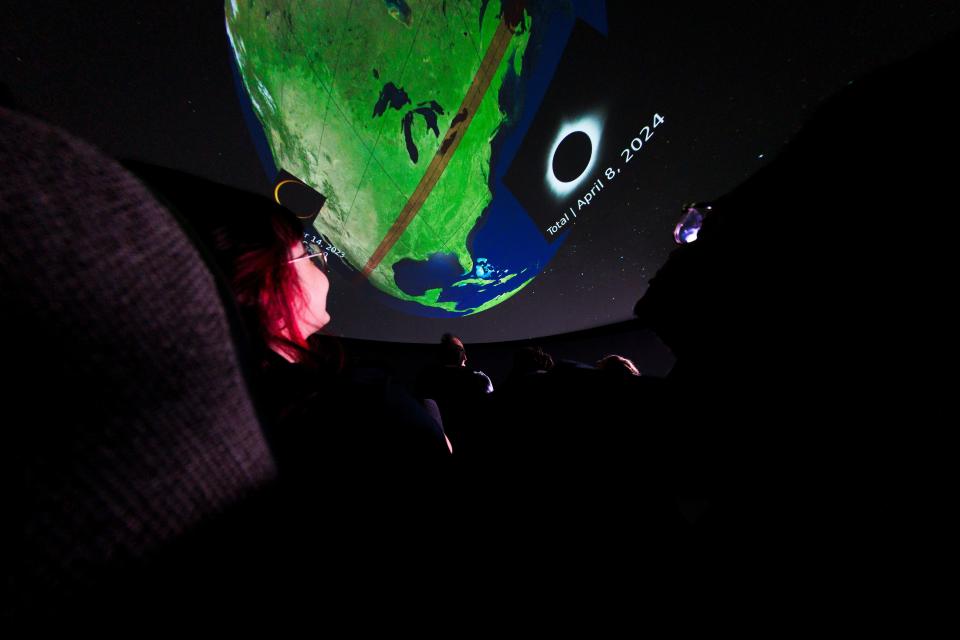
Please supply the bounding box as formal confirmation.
[330,366,450,455]
[468,369,494,393]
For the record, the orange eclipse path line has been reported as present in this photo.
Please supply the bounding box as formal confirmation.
[359,18,517,280]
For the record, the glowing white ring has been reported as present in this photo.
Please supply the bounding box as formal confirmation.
[546,116,602,197]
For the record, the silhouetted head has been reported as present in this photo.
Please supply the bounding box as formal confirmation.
[513,346,554,375]
[596,354,640,377]
[439,333,467,367]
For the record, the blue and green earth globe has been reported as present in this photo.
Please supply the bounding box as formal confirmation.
[225,0,581,317]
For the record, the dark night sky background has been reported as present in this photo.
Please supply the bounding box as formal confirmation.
[4,1,959,343]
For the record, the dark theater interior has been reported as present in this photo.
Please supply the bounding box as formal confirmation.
[3,0,957,624]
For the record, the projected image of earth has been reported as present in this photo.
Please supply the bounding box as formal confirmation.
[226,0,556,317]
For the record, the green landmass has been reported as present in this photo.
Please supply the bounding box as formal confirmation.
[226,1,531,313]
